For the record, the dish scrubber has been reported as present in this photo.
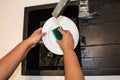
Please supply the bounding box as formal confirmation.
[52,26,63,40]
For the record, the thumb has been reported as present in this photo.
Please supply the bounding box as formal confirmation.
[56,40,61,45]
[40,32,46,37]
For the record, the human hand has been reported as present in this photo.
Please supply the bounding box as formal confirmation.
[27,28,46,48]
[57,29,74,51]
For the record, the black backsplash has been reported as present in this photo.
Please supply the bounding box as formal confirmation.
[81,0,120,75]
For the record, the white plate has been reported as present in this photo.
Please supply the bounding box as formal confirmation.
[42,16,79,55]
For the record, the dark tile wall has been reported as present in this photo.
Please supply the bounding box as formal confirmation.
[81,0,120,75]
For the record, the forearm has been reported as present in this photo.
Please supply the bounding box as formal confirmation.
[0,39,32,79]
[63,49,85,80]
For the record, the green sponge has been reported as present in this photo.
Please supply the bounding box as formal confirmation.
[52,26,63,40]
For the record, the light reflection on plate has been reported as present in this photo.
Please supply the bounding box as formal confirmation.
[42,16,79,55]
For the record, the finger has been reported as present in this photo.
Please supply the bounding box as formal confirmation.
[40,32,46,37]
[39,28,42,33]
[39,40,44,44]
[62,29,71,33]
[66,30,73,36]
[36,27,43,33]
[56,40,61,45]
[58,28,66,35]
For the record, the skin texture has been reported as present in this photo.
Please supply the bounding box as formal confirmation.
[0,28,85,80]
[0,28,46,79]
[57,29,85,80]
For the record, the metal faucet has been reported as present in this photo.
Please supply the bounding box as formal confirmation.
[52,0,100,19]
[52,0,70,18]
